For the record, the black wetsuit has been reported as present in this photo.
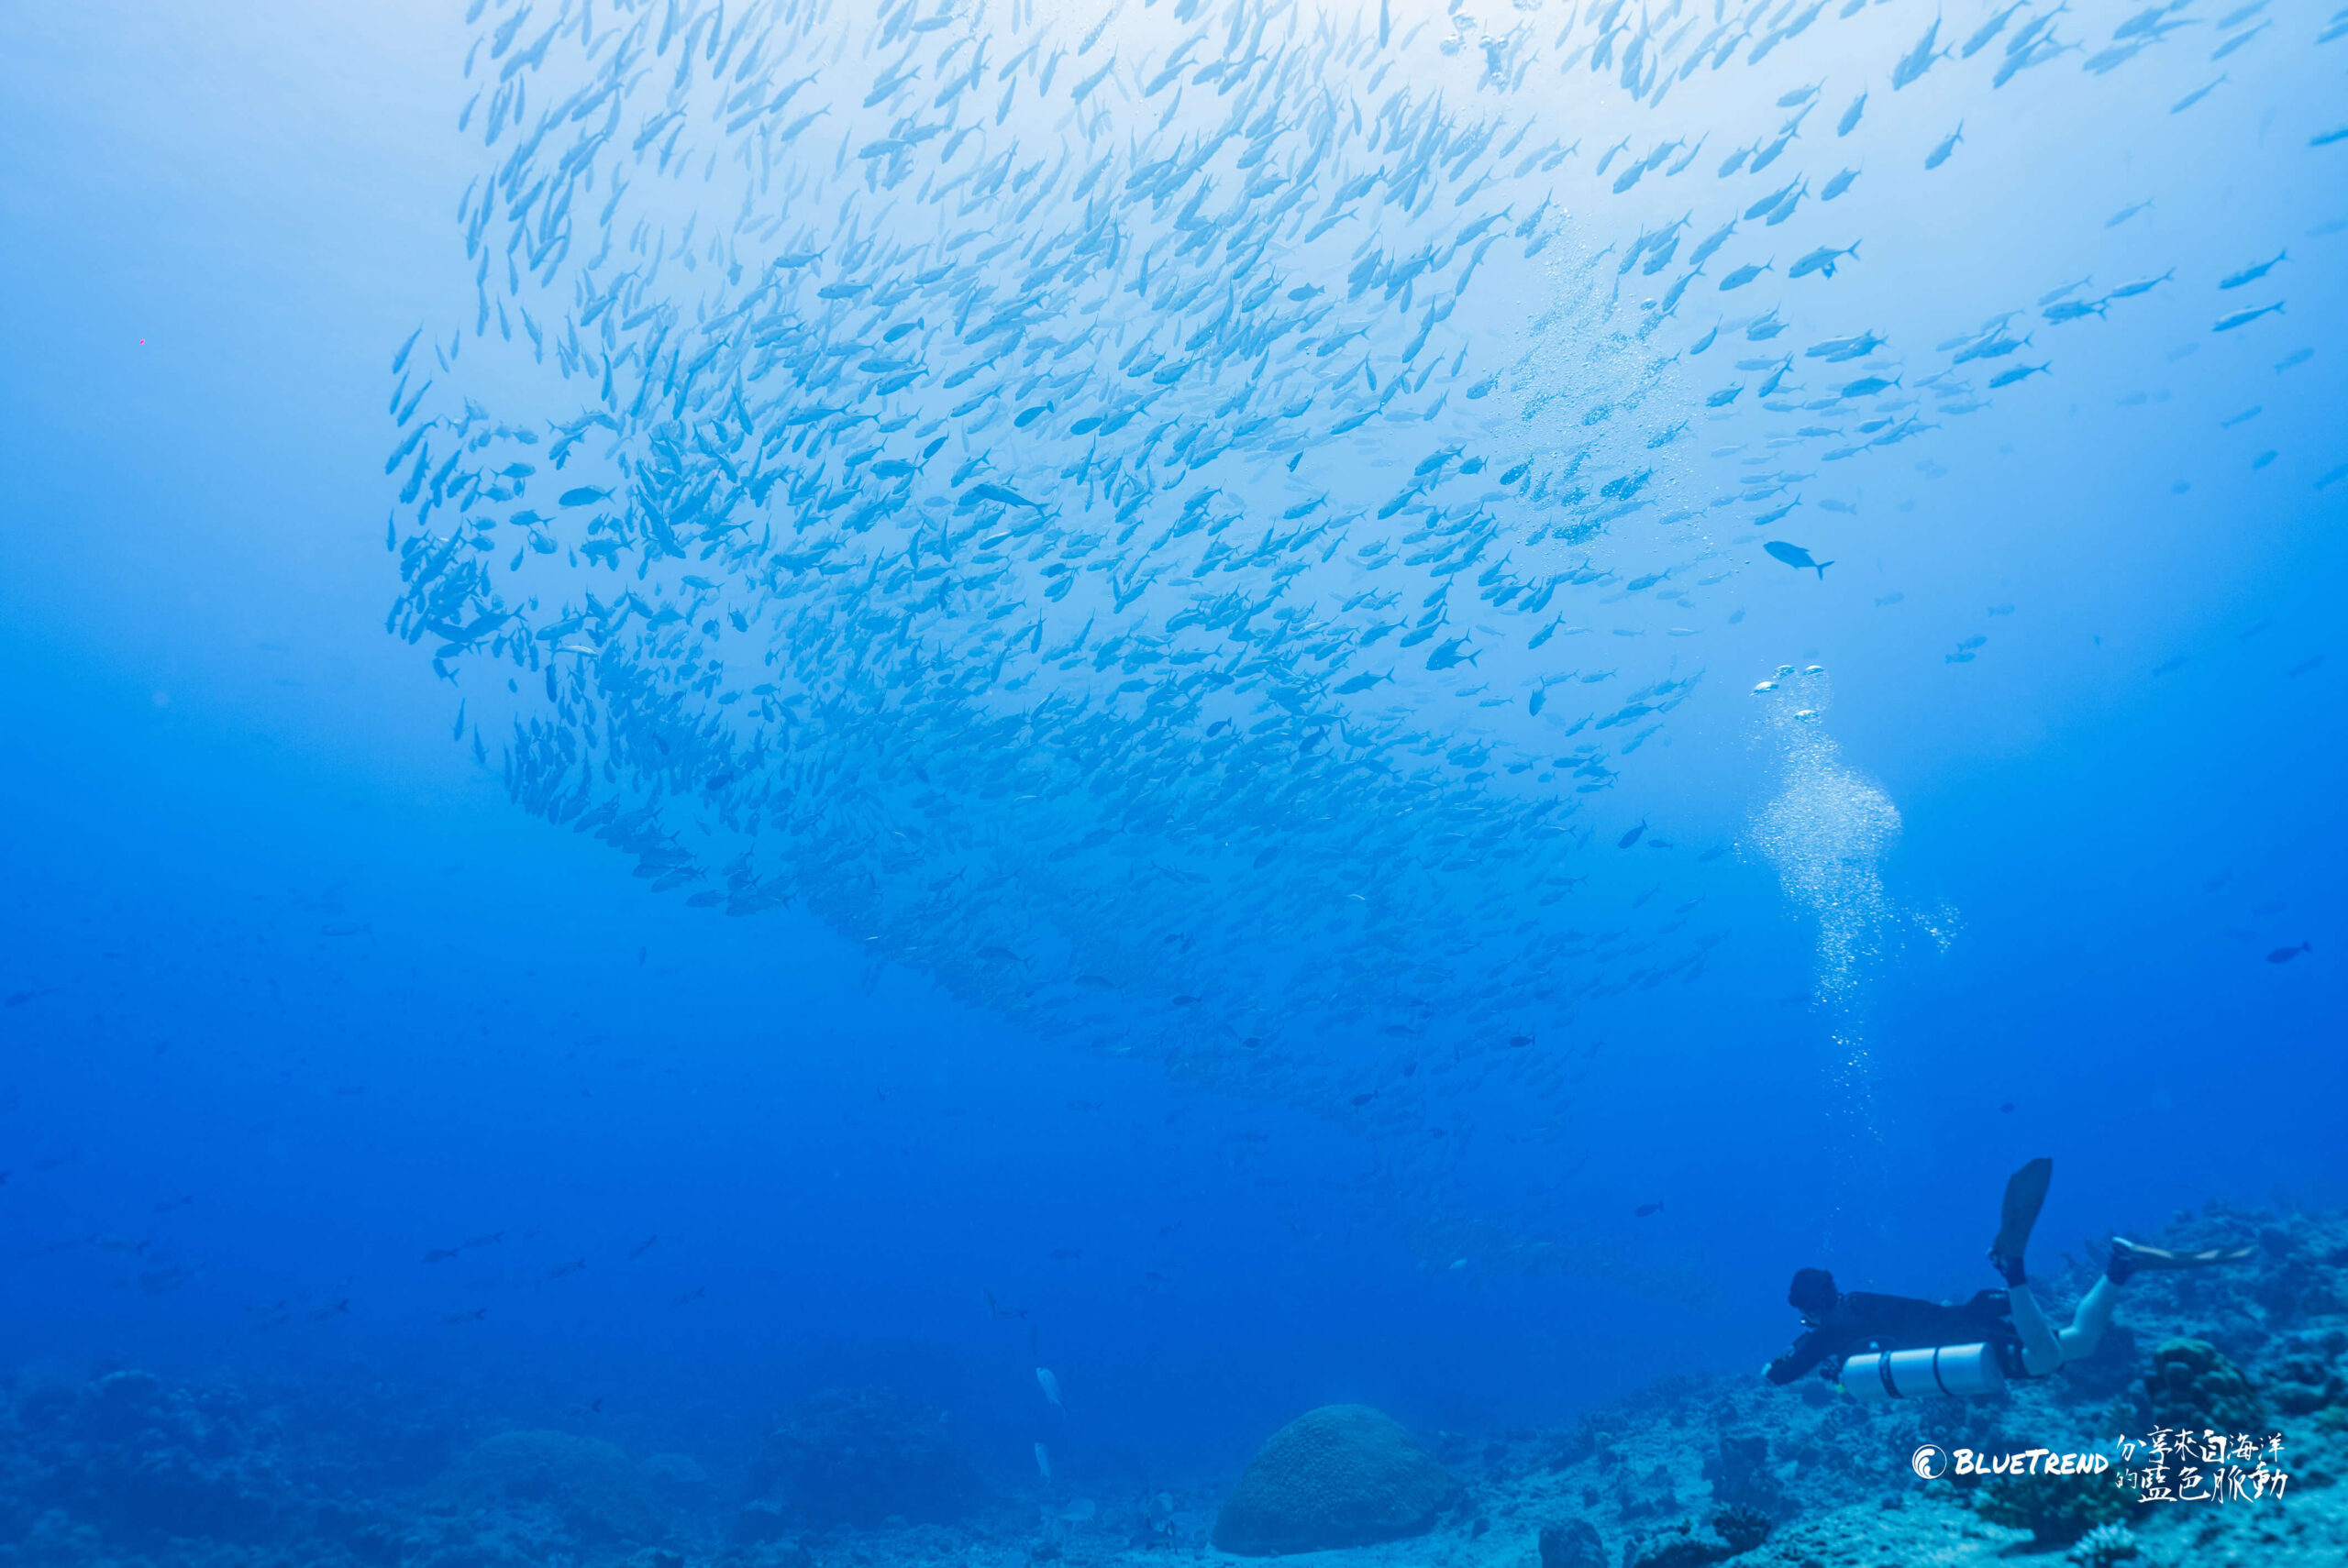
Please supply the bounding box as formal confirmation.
[1765,1289,2018,1384]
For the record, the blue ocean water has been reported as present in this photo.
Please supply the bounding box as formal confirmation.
[0,0,2342,1549]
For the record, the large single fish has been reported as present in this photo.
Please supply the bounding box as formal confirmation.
[1962,1,2030,56]
[2218,250,2286,290]
[1892,17,1948,87]
[2214,302,2283,331]
[1788,241,1859,278]
[1764,540,1833,578]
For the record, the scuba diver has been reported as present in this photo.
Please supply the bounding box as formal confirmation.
[1764,1157,2253,1398]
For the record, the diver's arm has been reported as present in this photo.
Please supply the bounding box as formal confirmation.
[1766,1314,1859,1389]
[1765,1326,1833,1384]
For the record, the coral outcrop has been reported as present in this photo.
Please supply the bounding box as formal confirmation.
[1700,1431,1789,1519]
[1973,1463,2131,1545]
[2265,1329,2348,1417]
[2143,1337,2265,1436]
[1211,1404,1460,1554]
[17,1368,286,1547]
[1535,1517,1606,1568]
[434,1428,667,1547]
[1621,1505,1773,1568]
[2065,1520,2143,1565]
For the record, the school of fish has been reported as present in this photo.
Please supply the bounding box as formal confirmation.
[385,0,2336,1275]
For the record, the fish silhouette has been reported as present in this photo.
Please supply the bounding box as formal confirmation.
[1764,541,1833,578]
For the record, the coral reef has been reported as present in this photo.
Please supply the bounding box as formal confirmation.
[2064,1520,2142,1565]
[1710,1503,1773,1553]
[1972,1464,2131,1545]
[746,1386,983,1531]
[1620,1503,1776,1568]
[13,1368,287,1547]
[1535,1518,1605,1568]
[2142,1338,2265,1437]
[2265,1329,2348,1417]
[1211,1404,1459,1554]
[1698,1431,1789,1519]
[1621,1515,1734,1568]
[0,1199,2342,1568]
[1634,1493,1775,1568]
[433,1429,668,1547]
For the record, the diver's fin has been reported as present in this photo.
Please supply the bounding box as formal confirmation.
[1990,1156,2053,1270]
[2110,1236,2254,1271]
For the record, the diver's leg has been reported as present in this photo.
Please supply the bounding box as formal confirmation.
[2110,1235,2255,1272]
[2057,1275,2121,1360]
[2008,1283,2065,1375]
[1989,1157,2053,1283]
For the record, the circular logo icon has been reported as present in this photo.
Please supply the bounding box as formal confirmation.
[1911,1444,1950,1480]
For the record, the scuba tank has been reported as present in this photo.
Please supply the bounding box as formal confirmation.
[1841,1342,2007,1401]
